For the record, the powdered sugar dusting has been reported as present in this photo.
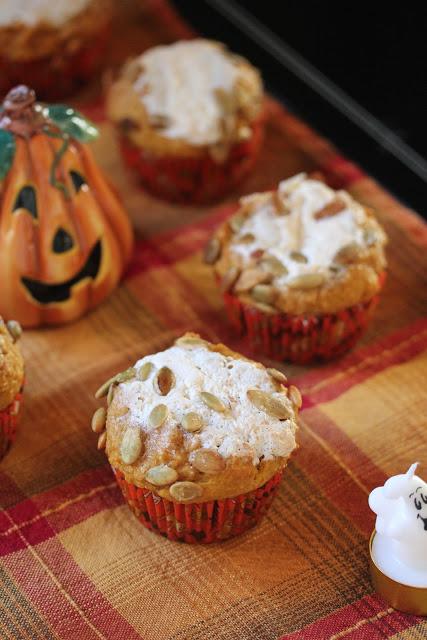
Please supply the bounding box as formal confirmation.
[115,342,297,465]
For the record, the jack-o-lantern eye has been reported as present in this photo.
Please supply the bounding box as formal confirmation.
[13,185,37,218]
[70,170,87,194]
[52,228,74,254]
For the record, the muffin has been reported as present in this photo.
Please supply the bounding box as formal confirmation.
[107,39,265,204]
[0,0,113,99]
[92,333,300,543]
[205,173,387,363]
[0,318,24,459]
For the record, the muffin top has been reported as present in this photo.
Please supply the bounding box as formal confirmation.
[208,173,387,315]
[0,0,92,27]
[97,334,299,502]
[107,39,263,156]
[0,318,24,411]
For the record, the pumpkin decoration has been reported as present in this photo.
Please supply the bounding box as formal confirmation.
[0,85,133,328]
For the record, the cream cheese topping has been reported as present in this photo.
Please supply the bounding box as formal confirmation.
[231,173,369,282]
[132,40,240,146]
[0,0,91,27]
[115,341,297,465]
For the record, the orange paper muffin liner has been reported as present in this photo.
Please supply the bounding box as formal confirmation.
[119,120,264,204]
[0,386,23,460]
[0,21,111,100]
[113,467,283,543]
[222,273,386,364]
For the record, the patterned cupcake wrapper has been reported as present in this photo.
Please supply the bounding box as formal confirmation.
[0,21,111,100]
[0,386,23,460]
[113,467,283,544]
[222,273,386,364]
[119,120,264,205]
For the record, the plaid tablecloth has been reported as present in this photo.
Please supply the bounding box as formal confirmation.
[1,2,426,639]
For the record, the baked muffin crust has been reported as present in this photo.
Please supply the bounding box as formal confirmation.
[96,334,299,503]
[107,39,264,160]
[0,318,24,410]
[208,173,387,315]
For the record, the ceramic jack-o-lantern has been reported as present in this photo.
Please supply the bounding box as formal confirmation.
[0,85,133,328]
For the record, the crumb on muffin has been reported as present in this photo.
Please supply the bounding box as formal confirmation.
[0,318,24,410]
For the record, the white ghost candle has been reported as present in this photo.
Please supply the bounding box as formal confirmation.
[368,463,427,615]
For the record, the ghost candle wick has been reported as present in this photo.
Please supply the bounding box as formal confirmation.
[368,463,427,615]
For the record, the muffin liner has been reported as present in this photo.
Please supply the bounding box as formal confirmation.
[113,467,283,543]
[222,273,386,364]
[0,21,111,100]
[119,120,264,204]
[0,386,23,460]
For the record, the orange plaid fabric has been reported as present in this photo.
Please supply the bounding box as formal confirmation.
[0,2,426,638]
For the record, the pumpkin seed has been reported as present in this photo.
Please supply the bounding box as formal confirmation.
[314,197,346,219]
[169,481,203,502]
[175,335,207,348]
[116,368,136,384]
[251,301,277,314]
[95,376,116,399]
[334,243,361,264]
[235,268,271,293]
[120,428,143,464]
[247,389,292,419]
[200,391,226,412]
[193,449,225,474]
[6,320,22,342]
[181,412,203,433]
[154,366,175,396]
[229,213,246,233]
[287,273,326,289]
[238,232,256,244]
[220,266,240,293]
[91,407,106,434]
[146,464,178,486]
[204,237,221,264]
[272,190,290,215]
[148,404,168,429]
[364,229,377,246]
[260,255,288,277]
[267,368,287,384]
[251,284,276,305]
[288,385,302,409]
[116,406,129,417]
[138,361,154,381]
[290,251,308,263]
[97,431,107,451]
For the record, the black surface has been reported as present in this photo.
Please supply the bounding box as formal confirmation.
[171,1,427,216]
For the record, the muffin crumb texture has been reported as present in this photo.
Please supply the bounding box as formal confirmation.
[0,318,24,410]
[98,334,299,502]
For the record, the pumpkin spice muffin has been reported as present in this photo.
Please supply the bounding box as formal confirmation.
[107,39,265,204]
[205,173,387,363]
[92,333,300,543]
[0,0,113,99]
[0,318,24,460]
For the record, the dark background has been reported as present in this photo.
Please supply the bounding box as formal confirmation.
[172,1,427,214]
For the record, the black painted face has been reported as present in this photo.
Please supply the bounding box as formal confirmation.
[411,486,427,531]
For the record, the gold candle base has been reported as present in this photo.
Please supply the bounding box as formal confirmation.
[369,531,427,616]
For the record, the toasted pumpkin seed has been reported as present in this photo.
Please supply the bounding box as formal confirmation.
[334,243,361,264]
[91,407,106,434]
[116,406,129,417]
[146,464,178,486]
[97,431,107,450]
[107,384,115,407]
[176,335,207,348]
[287,273,326,289]
[251,284,276,305]
[313,198,346,219]
[235,267,271,293]
[220,266,240,293]
[95,377,116,399]
[238,232,256,244]
[182,412,203,433]
[120,429,143,464]
[267,368,287,384]
[204,237,221,264]
[272,190,290,215]
[148,404,168,429]
[288,385,302,409]
[116,368,136,384]
[138,362,154,381]
[6,320,22,342]
[229,213,246,233]
[193,449,225,474]
[260,255,288,277]
[290,251,308,263]
[154,366,175,396]
[200,391,226,412]
[169,481,203,502]
[247,389,291,419]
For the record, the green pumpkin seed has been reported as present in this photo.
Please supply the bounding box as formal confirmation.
[148,404,168,429]
[200,392,226,412]
[6,320,22,342]
[181,412,203,433]
[120,428,143,464]
[153,366,175,396]
[91,407,106,434]
[169,481,203,502]
[138,362,154,381]
[247,389,291,419]
[145,465,178,486]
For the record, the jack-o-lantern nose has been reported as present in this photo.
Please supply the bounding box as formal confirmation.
[52,228,74,254]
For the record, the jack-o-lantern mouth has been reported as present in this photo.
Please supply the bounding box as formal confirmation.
[21,241,102,304]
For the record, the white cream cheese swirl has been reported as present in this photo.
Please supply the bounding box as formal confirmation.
[0,0,91,27]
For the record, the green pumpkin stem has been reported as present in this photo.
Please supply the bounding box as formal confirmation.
[49,136,70,198]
